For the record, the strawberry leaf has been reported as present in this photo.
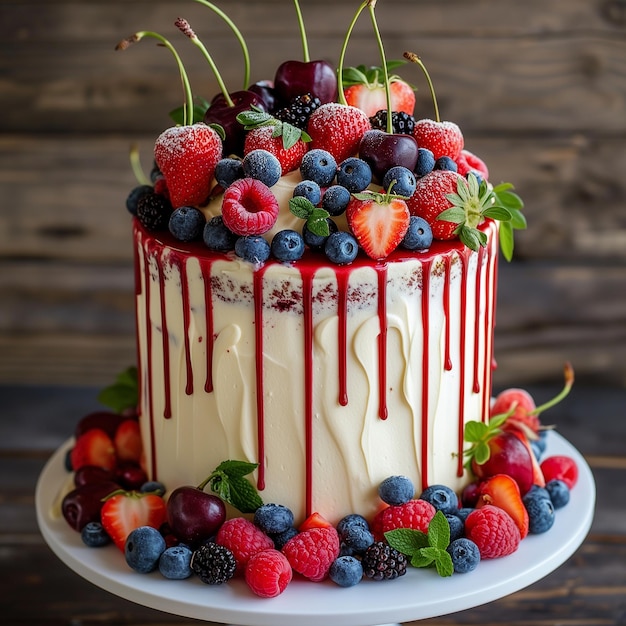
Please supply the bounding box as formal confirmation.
[437,207,466,224]
[499,221,515,261]
[482,206,512,221]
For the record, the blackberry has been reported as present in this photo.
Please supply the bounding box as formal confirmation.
[361,541,408,581]
[136,190,173,232]
[190,543,237,585]
[276,93,321,129]
[369,110,415,135]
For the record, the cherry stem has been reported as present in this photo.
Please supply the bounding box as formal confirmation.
[337,1,369,106]
[116,31,194,126]
[404,51,440,123]
[367,0,393,134]
[194,0,250,90]
[292,0,310,62]
[175,17,235,108]
[129,144,150,186]
[530,362,575,416]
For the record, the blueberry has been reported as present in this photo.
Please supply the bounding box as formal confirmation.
[324,231,358,265]
[378,475,414,506]
[329,555,363,587]
[140,481,166,497]
[383,166,417,197]
[523,491,556,534]
[322,185,351,216]
[434,156,458,172]
[454,507,475,523]
[447,538,480,574]
[235,235,271,265]
[342,526,374,554]
[531,430,549,461]
[215,158,244,188]
[545,479,570,509]
[302,218,338,250]
[125,526,167,573]
[271,229,305,262]
[126,184,153,216]
[293,180,322,206]
[158,545,193,579]
[414,147,436,178]
[336,513,370,540]
[419,484,459,514]
[401,215,433,251]
[81,522,111,548]
[336,157,372,193]
[254,503,295,535]
[271,526,299,550]
[169,206,206,242]
[525,485,551,502]
[445,513,465,542]
[242,149,282,187]
[300,149,337,187]
[203,215,237,252]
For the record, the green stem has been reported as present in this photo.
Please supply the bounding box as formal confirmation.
[530,362,575,416]
[193,0,251,90]
[293,0,310,62]
[175,17,234,108]
[404,51,440,122]
[368,1,393,134]
[117,31,194,126]
[337,1,369,106]
[129,144,151,186]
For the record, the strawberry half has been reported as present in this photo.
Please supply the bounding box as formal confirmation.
[113,419,143,464]
[71,428,117,472]
[100,490,167,551]
[154,123,222,208]
[478,474,529,539]
[307,103,371,164]
[346,189,410,260]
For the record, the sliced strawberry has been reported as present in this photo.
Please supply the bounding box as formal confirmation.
[346,191,410,260]
[113,419,143,464]
[100,491,167,551]
[71,428,117,472]
[298,511,334,532]
[244,125,308,174]
[154,123,222,208]
[413,119,464,161]
[344,72,415,118]
[478,474,529,539]
[307,103,371,164]
[221,178,279,236]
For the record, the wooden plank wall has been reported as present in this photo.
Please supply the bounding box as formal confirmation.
[1,0,625,389]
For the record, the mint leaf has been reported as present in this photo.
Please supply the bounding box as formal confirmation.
[97,366,138,414]
[289,196,314,219]
[213,460,259,479]
[464,420,489,443]
[385,528,429,555]
[205,459,263,513]
[434,550,454,577]
[427,511,450,550]
[411,550,436,568]
[226,476,264,513]
[289,197,330,236]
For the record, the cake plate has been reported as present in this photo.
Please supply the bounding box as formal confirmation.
[36,432,594,626]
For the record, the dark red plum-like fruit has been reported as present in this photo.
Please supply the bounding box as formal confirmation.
[74,465,116,488]
[248,80,277,113]
[62,481,120,531]
[166,486,226,545]
[115,463,149,490]
[359,129,419,183]
[274,60,337,107]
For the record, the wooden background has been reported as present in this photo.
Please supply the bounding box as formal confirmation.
[1,0,625,390]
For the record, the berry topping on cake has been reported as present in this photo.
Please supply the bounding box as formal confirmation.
[282,526,340,581]
[70,428,117,472]
[464,505,521,559]
[221,178,279,236]
[245,549,293,598]
[190,542,237,585]
[216,517,275,572]
[477,474,530,539]
[371,498,436,542]
[361,541,408,580]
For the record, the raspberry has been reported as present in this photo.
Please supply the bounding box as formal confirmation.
[465,505,521,559]
[540,455,579,490]
[281,526,340,582]
[370,499,436,542]
[245,549,292,598]
[215,517,274,572]
[221,178,279,236]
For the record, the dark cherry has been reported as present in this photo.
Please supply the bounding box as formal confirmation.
[247,80,277,113]
[74,411,127,440]
[204,90,267,157]
[74,465,116,488]
[359,129,419,183]
[461,481,482,508]
[273,60,337,107]
[166,485,226,546]
[61,481,120,531]
[115,462,149,490]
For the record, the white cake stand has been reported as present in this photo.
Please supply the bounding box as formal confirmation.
[36,432,595,626]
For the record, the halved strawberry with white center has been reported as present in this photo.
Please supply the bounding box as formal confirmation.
[221,178,279,236]
[71,428,117,472]
[346,189,410,260]
[100,490,167,551]
[154,123,222,208]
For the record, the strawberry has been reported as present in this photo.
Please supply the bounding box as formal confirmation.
[343,64,415,117]
[154,123,222,208]
[113,419,142,464]
[413,118,464,161]
[243,125,308,174]
[298,511,334,532]
[100,490,167,551]
[492,388,540,437]
[346,189,410,260]
[71,428,117,472]
[477,474,529,539]
[307,102,371,163]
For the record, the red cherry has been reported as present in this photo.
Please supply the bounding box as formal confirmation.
[358,129,419,183]
[166,486,226,546]
[61,481,120,531]
[273,60,337,106]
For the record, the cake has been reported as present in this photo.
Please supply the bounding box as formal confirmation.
[55,0,580,595]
